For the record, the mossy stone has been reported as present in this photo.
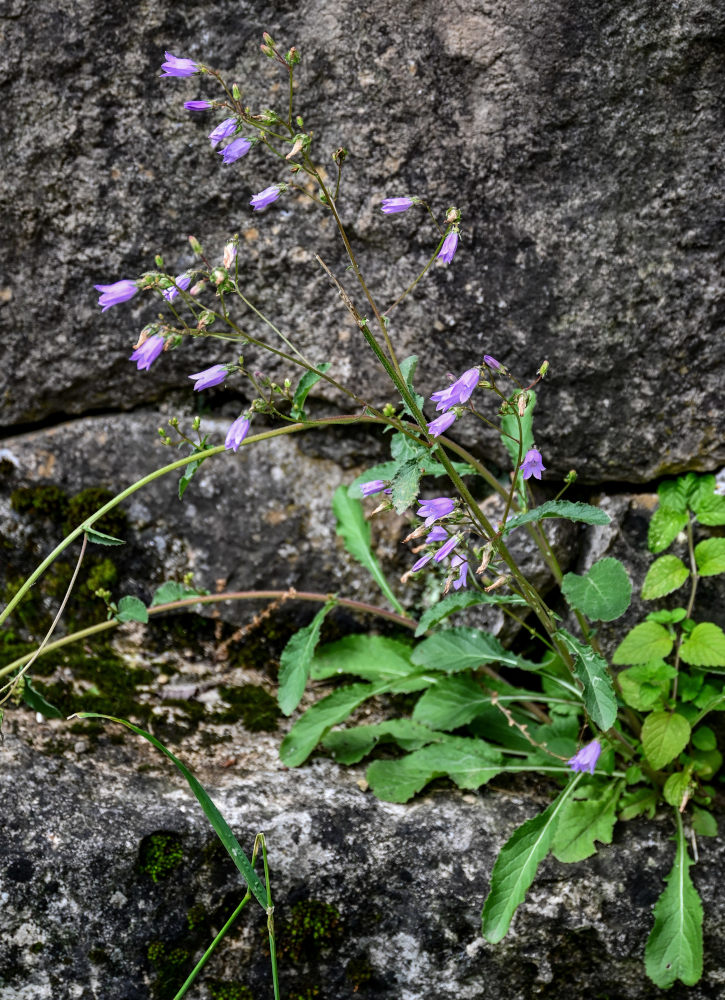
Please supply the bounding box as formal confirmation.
[138,831,184,883]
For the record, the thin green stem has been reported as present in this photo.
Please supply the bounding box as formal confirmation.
[257,833,280,1000]
[172,893,252,1000]
[383,246,441,316]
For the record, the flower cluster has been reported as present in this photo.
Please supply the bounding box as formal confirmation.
[401,498,469,591]
[426,367,480,438]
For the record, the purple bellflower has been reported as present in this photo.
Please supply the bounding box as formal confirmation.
[360,480,388,497]
[426,526,449,542]
[160,52,199,78]
[129,334,164,371]
[188,364,229,391]
[162,272,192,302]
[483,355,503,371]
[568,740,602,775]
[208,118,238,147]
[219,137,252,164]
[438,230,459,264]
[410,553,433,573]
[430,367,480,412]
[520,448,546,480]
[427,411,457,438]
[450,554,469,590]
[225,415,251,452]
[417,497,455,527]
[184,100,212,111]
[434,534,459,563]
[381,197,414,214]
[95,279,138,312]
[250,185,283,211]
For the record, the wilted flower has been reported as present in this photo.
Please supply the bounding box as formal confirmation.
[250,185,283,211]
[568,740,602,775]
[188,364,229,391]
[219,137,252,164]
[225,415,251,452]
[360,480,388,497]
[184,100,212,111]
[208,118,238,147]
[381,197,414,214]
[437,230,459,264]
[160,52,199,78]
[223,242,237,270]
[162,273,192,302]
[430,367,479,412]
[427,411,457,438]
[129,334,164,371]
[520,448,546,480]
[95,279,138,311]
[417,497,455,526]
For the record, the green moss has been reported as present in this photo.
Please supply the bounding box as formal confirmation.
[185,903,207,931]
[139,831,184,883]
[147,940,191,998]
[62,486,128,539]
[29,942,44,955]
[288,989,320,1000]
[11,484,69,520]
[86,558,118,593]
[216,684,281,732]
[346,956,374,990]
[209,982,254,1000]
[280,900,342,964]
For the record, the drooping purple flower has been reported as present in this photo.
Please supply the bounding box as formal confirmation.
[381,197,414,214]
[430,367,480,412]
[188,364,229,391]
[160,51,199,78]
[219,137,252,164]
[360,480,388,497]
[483,355,503,371]
[520,448,546,481]
[250,185,283,211]
[95,279,139,312]
[438,230,459,264]
[434,534,459,563]
[162,272,192,302]
[184,100,213,111]
[450,554,469,590]
[208,118,238,147]
[427,411,457,438]
[225,415,251,452]
[426,526,449,542]
[410,553,433,573]
[568,740,602,775]
[129,334,164,371]
[417,497,455,526]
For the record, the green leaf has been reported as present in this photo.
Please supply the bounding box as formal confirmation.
[691,725,716,751]
[391,456,425,514]
[619,786,658,821]
[641,711,691,770]
[617,661,676,711]
[556,629,617,730]
[647,607,687,625]
[503,500,610,534]
[178,442,210,500]
[279,681,389,767]
[84,526,125,546]
[414,591,527,637]
[694,537,725,577]
[679,623,725,668]
[289,363,331,420]
[366,736,503,803]
[412,675,492,729]
[645,816,703,988]
[411,627,533,674]
[647,508,689,553]
[551,779,624,863]
[332,485,405,615]
[662,771,692,810]
[641,555,690,600]
[75,713,268,908]
[481,775,582,944]
[22,678,64,719]
[399,354,425,419]
[612,621,674,665]
[310,635,416,682]
[693,492,725,526]
[150,581,208,606]
[278,602,335,715]
[322,719,444,765]
[115,595,149,624]
[691,806,718,837]
[657,477,691,513]
[561,558,632,621]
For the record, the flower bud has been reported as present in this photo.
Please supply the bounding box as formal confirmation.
[296,116,305,128]
[155,254,164,268]
[223,241,238,270]
[197,311,214,330]
[188,235,203,256]
[485,575,508,593]
[210,267,227,286]
[190,280,207,296]
[538,360,549,377]
[232,83,241,101]
[262,31,275,46]
[565,470,578,485]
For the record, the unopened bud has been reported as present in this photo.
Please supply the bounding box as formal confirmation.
[154,254,164,268]
[232,83,241,101]
[517,392,528,417]
[192,416,201,430]
[485,575,508,593]
[445,206,461,224]
[190,280,207,296]
[382,403,396,417]
[260,44,274,57]
[538,360,549,378]
[296,116,304,128]
[286,47,300,65]
[565,469,578,485]
[290,164,301,174]
[188,235,203,256]
[262,31,275,46]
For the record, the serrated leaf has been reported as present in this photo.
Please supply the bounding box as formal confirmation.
[561,558,632,621]
[657,477,690,513]
[414,591,527,637]
[612,621,674,665]
[322,719,444,765]
[115,595,148,624]
[481,775,582,943]
[679,623,725,668]
[504,500,610,534]
[310,635,415,682]
[412,675,491,729]
[178,442,210,500]
[366,736,503,803]
[399,354,425,419]
[411,627,533,673]
[694,538,725,576]
[551,779,623,863]
[391,456,425,514]
[22,678,64,719]
[693,492,725,526]
[619,786,658,821]
[641,711,691,770]
[278,602,334,715]
[647,507,689,553]
[647,607,687,625]
[84,526,125,546]
[556,629,617,730]
[645,818,703,988]
[641,554,690,600]
[290,363,331,420]
[332,485,404,615]
[618,661,676,711]
[279,681,389,767]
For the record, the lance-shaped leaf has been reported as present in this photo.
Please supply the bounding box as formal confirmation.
[310,634,416,682]
[289,363,331,420]
[645,814,703,988]
[481,775,582,943]
[399,354,425,420]
[411,626,536,673]
[322,719,445,765]
[84,526,125,546]
[556,629,617,731]
[332,486,405,615]
[503,500,610,534]
[561,557,632,621]
[366,736,503,803]
[278,601,335,715]
[641,555,690,600]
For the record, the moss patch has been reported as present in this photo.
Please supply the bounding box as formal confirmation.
[139,831,184,883]
[208,982,254,1000]
[279,900,342,964]
[216,684,281,732]
[147,940,192,998]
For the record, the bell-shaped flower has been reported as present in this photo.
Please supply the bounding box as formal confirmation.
[160,52,199,78]
[430,367,480,412]
[95,279,139,312]
[225,415,251,452]
[250,185,283,211]
[427,410,456,438]
[162,273,192,302]
[129,334,164,371]
[188,364,229,391]
[438,230,459,264]
[520,448,546,480]
[208,118,238,148]
[219,137,252,164]
[381,197,414,214]
[568,740,602,775]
